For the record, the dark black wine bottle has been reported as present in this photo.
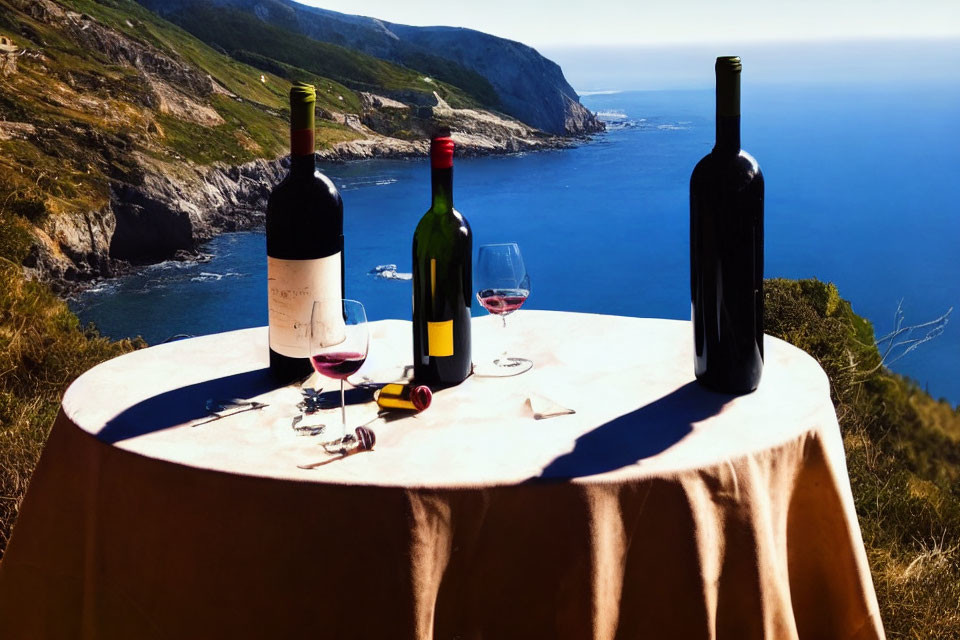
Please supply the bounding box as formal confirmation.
[690,56,764,393]
[266,83,344,383]
[412,137,472,386]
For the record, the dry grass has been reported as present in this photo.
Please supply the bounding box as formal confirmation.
[765,279,960,637]
[0,259,142,554]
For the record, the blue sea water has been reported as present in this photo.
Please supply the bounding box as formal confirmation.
[71,81,960,405]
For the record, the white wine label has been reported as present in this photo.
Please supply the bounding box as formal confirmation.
[268,254,342,358]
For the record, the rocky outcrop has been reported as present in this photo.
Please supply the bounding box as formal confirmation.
[25,156,284,289]
[29,116,570,290]
[0,51,17,76]
[14,0,211,102]
[385,23,603,136]
[358,92,408,111]
[0,121,35,140]
[64,15,213,99]
[564,97,602,136]
[108,155,283,262]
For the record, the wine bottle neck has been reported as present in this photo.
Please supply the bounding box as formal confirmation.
[715,116,741,153]
[431,167,453,212]
[290,152,316,175]
[714,56,741,153]
[290,84,316,164]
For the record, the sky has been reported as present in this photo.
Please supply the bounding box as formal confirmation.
[298,0,960,48]
[544,38,960,90]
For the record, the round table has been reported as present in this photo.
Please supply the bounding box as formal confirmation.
[0,311,884,639]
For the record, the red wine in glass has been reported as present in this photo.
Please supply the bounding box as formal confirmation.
[477,288,529,315]
[310,352,367,380]
[309,298,369,443]
[474,243,532,376]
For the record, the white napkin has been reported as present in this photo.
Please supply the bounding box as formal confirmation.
[526,393,576,420]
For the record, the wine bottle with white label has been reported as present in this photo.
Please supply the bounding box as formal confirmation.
[266,83,344,382]
[412,137,472,386]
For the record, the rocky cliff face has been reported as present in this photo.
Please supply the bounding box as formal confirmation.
[27,96,571,291]
[20,100,567,291]
[25,156,284,288]
[385,23,603,137]
[136,0,604,136]
[2,0,597,292]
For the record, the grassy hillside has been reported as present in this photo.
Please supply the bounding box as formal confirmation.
[764,279,960,637]
[0,257,142,553]
[0,269,957,635]
[147,3,482,109]
[0,0,514,256]
[0,0,363,231]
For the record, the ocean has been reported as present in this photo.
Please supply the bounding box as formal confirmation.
[71,77,960,405]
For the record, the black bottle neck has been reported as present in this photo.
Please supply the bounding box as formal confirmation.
[714,57,741,154]
[431,167,453,212]
[291,152,316,176]
[715,116,741,153]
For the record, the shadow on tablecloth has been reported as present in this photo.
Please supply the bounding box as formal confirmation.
[96,368,280,443]
[535,381,734,480]
[95,370,380,444]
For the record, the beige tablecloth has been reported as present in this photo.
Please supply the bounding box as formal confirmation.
[0,311,884,639]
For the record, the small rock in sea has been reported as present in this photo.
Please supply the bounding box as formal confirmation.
[368,264,412,281]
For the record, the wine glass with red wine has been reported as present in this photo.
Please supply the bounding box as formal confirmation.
[309,298,369,443]
[475,243,532,376]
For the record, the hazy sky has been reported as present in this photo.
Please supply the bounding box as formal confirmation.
[298,0,960,47]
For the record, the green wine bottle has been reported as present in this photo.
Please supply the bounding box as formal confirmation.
[412,137,473,386]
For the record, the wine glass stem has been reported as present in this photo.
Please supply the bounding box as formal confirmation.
[499,314,509,361]
[340,379,346,439]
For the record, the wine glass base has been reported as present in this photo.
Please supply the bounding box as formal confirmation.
[474,357,533,378]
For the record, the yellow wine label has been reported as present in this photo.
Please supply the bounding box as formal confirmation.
[427,320,454,357]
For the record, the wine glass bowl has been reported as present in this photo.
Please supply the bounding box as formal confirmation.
[309,298,369,442]
[477,273,530,319]
[475,243,532,376]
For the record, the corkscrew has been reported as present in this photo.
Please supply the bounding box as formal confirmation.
[297,426,376,469]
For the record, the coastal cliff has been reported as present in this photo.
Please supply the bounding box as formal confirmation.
[135,0,604,136]
[0,0,598,290]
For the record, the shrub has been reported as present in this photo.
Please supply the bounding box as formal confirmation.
[765,278,960,637]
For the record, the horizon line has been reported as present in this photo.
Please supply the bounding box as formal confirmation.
[536,34,960,50]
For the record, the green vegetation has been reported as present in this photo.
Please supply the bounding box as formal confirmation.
[392,49,501,109]
[0,1,147,219]
[59,0,362,115]
[764,279,960,638]
[60,0,292,108]
[228,50,364,113]
[0,260,143,553]
[154,95,359,165]
[0,0,363,227]
[153,5,480,109]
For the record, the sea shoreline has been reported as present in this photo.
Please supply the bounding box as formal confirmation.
[45,132,601,299]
